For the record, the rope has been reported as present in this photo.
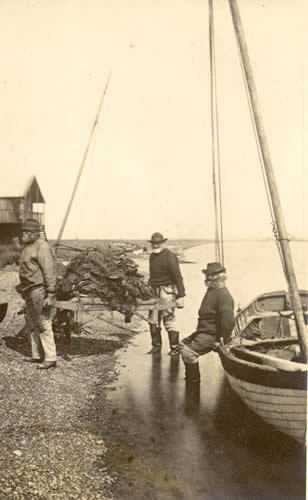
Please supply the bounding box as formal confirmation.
[232,28,288,279]
[209,0,224,265]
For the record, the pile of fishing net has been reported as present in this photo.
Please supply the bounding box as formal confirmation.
[56,246,155,320]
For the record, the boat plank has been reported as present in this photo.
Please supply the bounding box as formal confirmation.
[253,409,306,422]
[227,376,306,405]
[227,374,306,443]
[237,398,307,416]
[237,395,307,417]
[264,420,306,430]
[230,376,307,398]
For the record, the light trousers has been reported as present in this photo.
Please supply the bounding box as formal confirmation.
[25,286,57,362]
[148,284,178,332]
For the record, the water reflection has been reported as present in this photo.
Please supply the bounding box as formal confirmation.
[168,356,180,381]
[108,335,305,499]
[184,382,200,416]
[106,242,307,499]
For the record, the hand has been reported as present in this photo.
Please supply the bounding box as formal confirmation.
[213,342,220,352]
[44,294,56,309]
[15,284,24,296]
[176,297,184,309]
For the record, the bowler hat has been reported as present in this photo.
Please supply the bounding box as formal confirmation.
[21,218,41,232]
[202,262,226,275]
[148,232,168,244]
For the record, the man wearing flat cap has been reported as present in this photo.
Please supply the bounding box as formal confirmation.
[18,218,57,369]
[179,262,234,383]
[147,232,185,356]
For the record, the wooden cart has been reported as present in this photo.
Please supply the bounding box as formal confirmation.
[55,297,175,343]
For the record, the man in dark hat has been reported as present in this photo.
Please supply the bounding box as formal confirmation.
[18,218,57,369]
[179,262,234,383]
[147,232,185,356]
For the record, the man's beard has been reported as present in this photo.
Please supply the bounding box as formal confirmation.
[21,233,39,245]
[152,248,163,254]
[205,275,226,289]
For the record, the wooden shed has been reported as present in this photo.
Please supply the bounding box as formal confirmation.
[0,175,45,241]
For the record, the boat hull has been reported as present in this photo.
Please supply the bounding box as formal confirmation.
[225,372,306,444]
[218,345,307,444]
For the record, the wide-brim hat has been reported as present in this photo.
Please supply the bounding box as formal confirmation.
[21,218,41,232]
[148,232,168,244]
[202,262,226,276]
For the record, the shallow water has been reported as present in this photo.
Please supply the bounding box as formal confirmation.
[107,241,307,499]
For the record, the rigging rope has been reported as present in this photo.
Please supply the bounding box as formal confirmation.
[232,25,288,279]
[209,0,224,265]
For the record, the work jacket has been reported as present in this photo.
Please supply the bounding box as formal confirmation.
[19,239,56,294]
[196,286,234,342]
[149,248,185,298]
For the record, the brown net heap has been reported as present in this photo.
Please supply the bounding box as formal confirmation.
[56,247,154,320]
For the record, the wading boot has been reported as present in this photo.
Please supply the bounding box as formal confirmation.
[147,325,162,354]
[168,330,180,356]
[184,362,200,383]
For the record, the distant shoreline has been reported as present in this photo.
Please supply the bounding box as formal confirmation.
[49,238,308,247]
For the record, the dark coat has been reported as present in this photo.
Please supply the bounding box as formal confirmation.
[149,248,185,298]
[196,286,234,342]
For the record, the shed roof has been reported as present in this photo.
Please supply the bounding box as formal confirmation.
[0,175,45,203]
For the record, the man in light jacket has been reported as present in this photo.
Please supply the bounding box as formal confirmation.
[18,218,57,369]
[147,232,185,356]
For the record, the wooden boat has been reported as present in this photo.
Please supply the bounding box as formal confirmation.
[218,297,307,444]
[209,1,308,445]
[218,339,307,444]
[233,290,308,342]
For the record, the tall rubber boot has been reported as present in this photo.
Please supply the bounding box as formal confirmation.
[184,381,200,416]
[184,362,200,383]
[147,325,162,354]
[167,330,180,356]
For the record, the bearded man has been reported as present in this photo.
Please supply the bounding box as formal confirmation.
[18,218,57,369]
[179,262,234,383]
[147,232,185,356]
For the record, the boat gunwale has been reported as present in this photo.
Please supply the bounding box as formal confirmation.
[217,343,307,390]
[237,289,308,307]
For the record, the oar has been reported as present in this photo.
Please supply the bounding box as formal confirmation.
[0,303,8,323]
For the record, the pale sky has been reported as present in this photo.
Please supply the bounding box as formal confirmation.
[1,0,307,240]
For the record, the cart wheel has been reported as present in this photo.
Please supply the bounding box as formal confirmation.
[64,311,74,344]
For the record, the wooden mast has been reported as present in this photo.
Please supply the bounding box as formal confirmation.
[227,0,307,361]
[209,0,222,263]
[55,72,111,251]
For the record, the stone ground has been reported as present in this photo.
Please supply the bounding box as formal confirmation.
[0,265,142,500]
